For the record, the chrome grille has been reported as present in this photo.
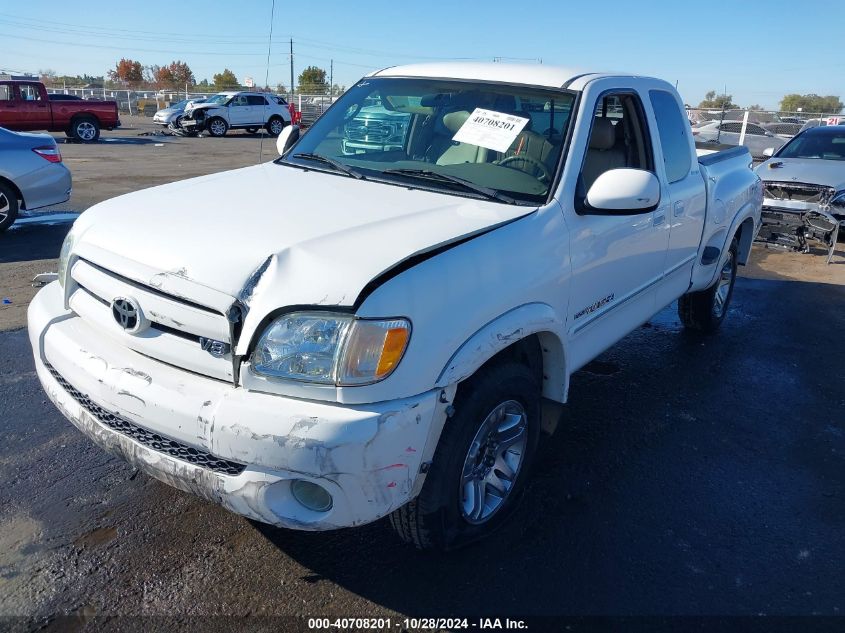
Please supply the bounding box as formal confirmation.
[47,363,246,476]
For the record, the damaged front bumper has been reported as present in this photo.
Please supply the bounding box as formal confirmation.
[29,282,448,530]
[756,200,842,264]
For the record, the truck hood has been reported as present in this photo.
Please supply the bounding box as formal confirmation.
[756,158,845,191]
[72,162,535,308]
[184,103,222,115]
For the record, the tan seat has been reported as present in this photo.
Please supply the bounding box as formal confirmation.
[581,118,626,190]
[434,111,489,165]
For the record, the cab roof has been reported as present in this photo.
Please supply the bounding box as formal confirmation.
[370,62,616,90]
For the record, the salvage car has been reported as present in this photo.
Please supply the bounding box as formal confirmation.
[0,127,72,231]
[152,97,208,126]
[179,91,291,136]
[693,119,787,158]
[755,125,845,263]
[0,80,120,142]
[29,63,761,550]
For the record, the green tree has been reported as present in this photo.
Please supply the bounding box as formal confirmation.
[298,66,328,94]
[747,104,764,111]
[698,90,738,110]
[212,68,239,90]
[108,58,144,84]
[779,93,843,114]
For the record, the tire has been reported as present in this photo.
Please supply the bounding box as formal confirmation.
[206,117,228,137]
[678,238,738,333]
[70,115,100,143]
[0,182,20,232]
[266,116,285,137]
[389,361,541,550]
[245,127,259,134]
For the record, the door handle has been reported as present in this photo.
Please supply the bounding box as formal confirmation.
[653,211,666,226]
[673,201,685,217]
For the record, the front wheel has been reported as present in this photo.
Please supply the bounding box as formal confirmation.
[266,116,285,137]
[389,361,541,550]
[206,117,228,137]
[0,182,20,232]
[678,238,738,333]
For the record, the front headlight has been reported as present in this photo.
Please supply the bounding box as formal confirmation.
[831,190,845,210]
[251,312,411,386]
[57,230,76,288]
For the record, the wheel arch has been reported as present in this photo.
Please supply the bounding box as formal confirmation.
[434,303,569,404]
[733,216,756,265]
[0,175,25,209]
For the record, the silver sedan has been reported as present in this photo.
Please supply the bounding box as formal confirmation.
[0,127,72,231]
[692,120,787,159]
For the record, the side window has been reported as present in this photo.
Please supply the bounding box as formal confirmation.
[18,84,42,101]
[649,90,692,184]
[722,122,742,133]
[580,92,654,193]
[233,95,248,106]
[0,85,11,101]
[746,124,765,136]
[247,95,267,106]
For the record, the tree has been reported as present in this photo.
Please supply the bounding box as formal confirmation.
[108,58,144,84]
[698,90,738,110]
[167,60,195,87]
[747,104,764,111]
[779,93,843,114]
[298,66,328,94]
[212,68,239,90]
[275,82,287,95]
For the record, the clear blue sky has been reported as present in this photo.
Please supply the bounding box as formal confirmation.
[2,0,843,109]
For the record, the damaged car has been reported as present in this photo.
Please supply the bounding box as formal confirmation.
[29,63,761,550]
[755,125,845,264]
[176,91,291,137]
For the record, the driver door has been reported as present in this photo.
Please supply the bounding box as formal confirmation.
[228,95,252,126]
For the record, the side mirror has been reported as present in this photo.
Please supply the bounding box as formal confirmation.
[585,168,660,212]
[762,147,775,157]
[276,125,301,156]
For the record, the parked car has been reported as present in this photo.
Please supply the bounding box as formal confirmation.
[152,97,208,126]
[180,91,291,137]
[763,122,802,138]
[0,80,120,142]
[29,63,761,550]
[799,116,844,133]
[275,95,301,126]
[342,104,411,155]
[0,127,72,231]
[693,120,787,158]
[755,125,845,263]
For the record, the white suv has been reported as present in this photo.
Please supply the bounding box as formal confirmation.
[181,91,292,137]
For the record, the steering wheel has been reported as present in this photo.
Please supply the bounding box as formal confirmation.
[497,154,553,183]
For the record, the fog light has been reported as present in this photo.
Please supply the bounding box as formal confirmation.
[290,479,333,512]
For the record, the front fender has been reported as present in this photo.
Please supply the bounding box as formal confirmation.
[435,303,568,403]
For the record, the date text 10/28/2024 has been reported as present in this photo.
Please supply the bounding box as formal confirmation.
[308,617,529,630]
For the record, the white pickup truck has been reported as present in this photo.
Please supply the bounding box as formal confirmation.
[29,63,762,550]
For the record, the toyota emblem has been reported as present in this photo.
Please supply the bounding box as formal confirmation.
[111,297,142,332]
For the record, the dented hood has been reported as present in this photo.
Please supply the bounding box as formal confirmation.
[73,162,535,307]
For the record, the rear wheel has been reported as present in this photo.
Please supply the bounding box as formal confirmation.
[0,182,20,232]
[70,116,100,143]
[389,361,541,550]
[266,116,285,137]
[207,117,228,137]
[678,238,738,333]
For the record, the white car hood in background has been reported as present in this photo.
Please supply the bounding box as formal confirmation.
[73,162,535,307]
[756,158,845,190]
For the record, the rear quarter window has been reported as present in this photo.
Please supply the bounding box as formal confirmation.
[649,90,692,184]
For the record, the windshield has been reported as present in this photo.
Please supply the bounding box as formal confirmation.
[205,94,230,106]
[171,99,189,109]
[778,129,845,161]
[282,78,575,205]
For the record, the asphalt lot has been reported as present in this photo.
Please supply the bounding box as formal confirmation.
[0,118,844,627]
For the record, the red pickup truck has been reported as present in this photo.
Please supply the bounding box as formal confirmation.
[0,80,120,143]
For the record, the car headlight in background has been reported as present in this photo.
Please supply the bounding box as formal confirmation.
[57,230,76,289]
[830,190,845,212]
[251,312,410,386]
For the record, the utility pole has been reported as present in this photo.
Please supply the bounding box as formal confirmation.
[290,38,294,98]
[330,59,333,97]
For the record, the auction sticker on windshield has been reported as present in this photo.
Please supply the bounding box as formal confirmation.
[452,108,530,153]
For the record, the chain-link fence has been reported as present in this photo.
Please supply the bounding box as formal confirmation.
[687,107,843,159]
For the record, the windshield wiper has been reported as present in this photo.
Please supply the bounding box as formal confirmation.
[292,153,366,179]
[383,168,516,204]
